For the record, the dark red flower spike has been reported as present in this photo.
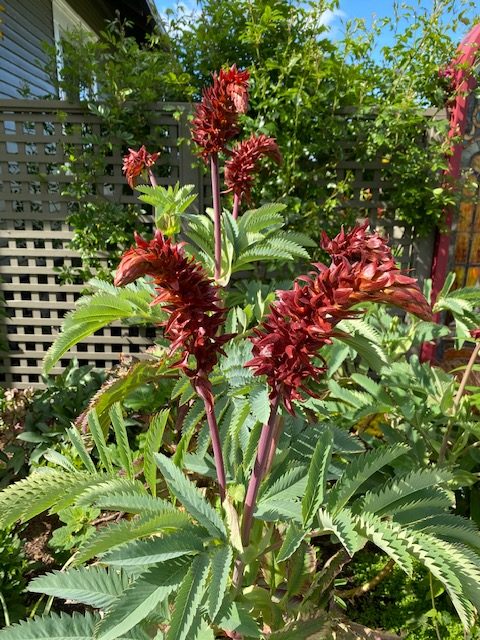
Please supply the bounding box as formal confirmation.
[191,64,250,161]
[247,223,432,414]
[122,146,159,189]
[224,134,282,205]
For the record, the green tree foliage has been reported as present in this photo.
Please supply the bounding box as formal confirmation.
[167,0,476,238]
[41,19,192,280]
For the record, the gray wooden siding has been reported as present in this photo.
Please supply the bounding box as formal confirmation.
[0,0,56,99]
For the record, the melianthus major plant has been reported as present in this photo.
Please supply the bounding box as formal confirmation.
[2,66,480,640]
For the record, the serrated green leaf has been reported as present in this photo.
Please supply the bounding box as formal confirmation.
[227,399,251,439]
[27,567,130,609]
[215,600,261,637]
[336,333,388,371]
[81,489,176,516]
[250,385,270,424]
[361,468,453,516]
[254,499,303,523]
[0,470,107,528]
[239,203,286,234]
[0,612,148,639]
[277,523,306,562]
[171,375,191,400]
[96,558,190,640]
[109,403,134,479]
[327,380,372,409]
[325,341,351,377]
[101,528,205,566]
[144,410,169,496]
[43,289,164,374]
[268,615,328,639]
[42,449,77,472]
[208,545,233,620]
[77,478,146,505]
[155,453,226,539]
[75,511,190,565]
[260,466,307,502]
[411,514,480,549]
[191,616,215,640]
[354,512,413,575]
[87,360,175,433]
[173,401,205,467]
[405,531,476,629]
[166,554,210,640]
[302,426,333,527]
[67,427,96,474]
[0,612,99,640]
[318,507,360,556]
[88,410,113,472]
[327,444,408,513]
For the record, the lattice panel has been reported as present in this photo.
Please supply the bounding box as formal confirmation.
[0,100,202,388]
[0,100,435,389]
[333,150,434,282]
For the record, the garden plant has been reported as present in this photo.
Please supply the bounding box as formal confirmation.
[44,0,478,281]
[3,65,480,640]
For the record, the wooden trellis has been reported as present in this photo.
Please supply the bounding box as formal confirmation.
[0,100,434,388]
[0,100,203,388]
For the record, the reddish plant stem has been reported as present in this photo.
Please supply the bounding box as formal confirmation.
[147,168,157,187]
[438,340,480,463]
[210,153,222,280]
[264,413,282,477]
[241,394,281,547]
[194,376,226,501]
[232,193,241,220]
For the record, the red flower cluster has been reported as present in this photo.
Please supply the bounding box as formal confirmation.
[191,65,250,161]
[122,146,160,189]
[470,328,480,340]
[114,231,229,377]
[247,223,432,413]
[321,223,432,319]
[224,134,282,204]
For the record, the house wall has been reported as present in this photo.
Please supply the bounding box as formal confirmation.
[0,0,56,99]
[0,0,155,101]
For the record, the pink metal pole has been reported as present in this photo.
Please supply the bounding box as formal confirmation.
[422,25,480,362]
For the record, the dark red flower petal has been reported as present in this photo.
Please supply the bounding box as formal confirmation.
[122,146,159,189]
[224,134,282,203]
[115,230,229,377]
[191,65,250,161]
[247,224,432,413]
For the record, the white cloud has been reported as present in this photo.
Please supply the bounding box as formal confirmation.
[319,8,347,28]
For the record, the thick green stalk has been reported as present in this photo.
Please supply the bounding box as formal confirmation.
[210,153,222,280]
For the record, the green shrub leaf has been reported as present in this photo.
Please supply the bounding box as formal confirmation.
[155,453,226,539]
[166,554,210,640]
[302,426,333,527]
[97,558,191,640]
[27,567,130,609]
[208,545,233,620]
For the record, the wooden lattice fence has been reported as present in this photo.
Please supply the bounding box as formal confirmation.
[0,100,435,389]
[0,100,203,388]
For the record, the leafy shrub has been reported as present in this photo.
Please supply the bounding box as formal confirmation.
[3,62,480,640]
[166,0,475,239]
[345,551,480,639]
[0,361,104,486]
[0,528,30,627]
